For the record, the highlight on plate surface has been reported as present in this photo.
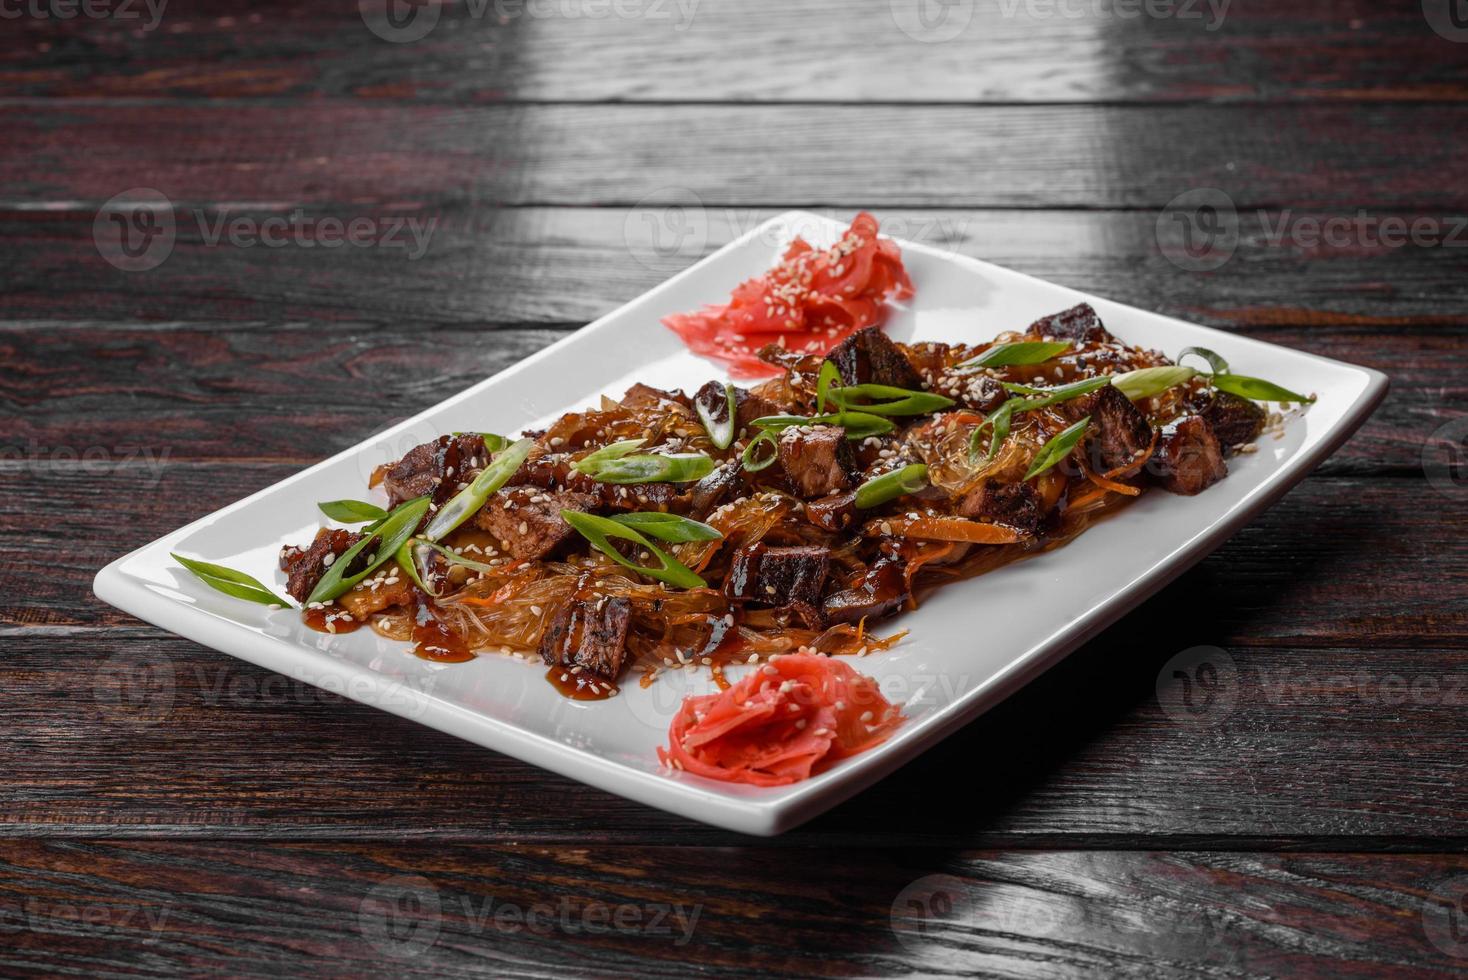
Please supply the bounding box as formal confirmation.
[173,213,1313,786]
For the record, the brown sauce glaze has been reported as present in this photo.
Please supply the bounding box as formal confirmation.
[303,606,363,634]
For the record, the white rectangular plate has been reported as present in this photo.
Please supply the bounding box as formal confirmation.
[95,212,1387,835]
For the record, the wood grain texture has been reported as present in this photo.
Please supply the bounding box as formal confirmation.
[0,321,1455,471]
[6,206,1468,328]
[2,0,1465,104]
[0,842,1464,977]
[5,104,1467,208]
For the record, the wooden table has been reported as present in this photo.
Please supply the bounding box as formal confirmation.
[4,1,1467,974]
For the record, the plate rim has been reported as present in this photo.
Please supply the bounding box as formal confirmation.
[93,209,1389,836]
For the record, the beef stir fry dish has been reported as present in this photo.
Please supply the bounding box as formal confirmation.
[183,301,1308,702]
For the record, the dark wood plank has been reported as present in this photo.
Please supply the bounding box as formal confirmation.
[0,321,1452,472]
[3,0,1464,103]
[0,842,1464,976]
[8,468,1462,640]
[6,207,1468,328]
[4,104,1466,208]
[6,626,1466,844]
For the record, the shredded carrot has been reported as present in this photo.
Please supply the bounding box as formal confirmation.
[1082,463,1143,497]
[873,516,1026,545]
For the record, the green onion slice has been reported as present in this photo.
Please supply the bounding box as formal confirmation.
[396,539,437,595]
[750,411,895,439]
[1211,373,1315,405]
[1111,365,1200,401]
[854,464,929,509]
[741,430,781,472]
[561,511,707,589]
[957,340,1072,370]
[815,360,841,415]
[608,512,723,543]
[968,400,1016,463]
[171,554,292,607]
[827,384,955,417]
[1025,416,1091,480]
[575,452,715,485]
[317,499,389,524]
[695,384,739,451]
[422,438,534,543]
[1179,346,1231,375]
[969,376,1110,462]
[413,537,500,575]
[307,495,431,604]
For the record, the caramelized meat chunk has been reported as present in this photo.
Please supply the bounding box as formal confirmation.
[823,556,909,625]
[338,576,413,619]
[1190,389,1266,451]
[955,481,1043,535]
[690,460,746,519]
[693,381,781,437]
[1075,383,1154,474]
[473,486,598,561]
[1150,415,1227,495]
[375,433,487,508]
[805,491,859,532]
[823,327,924,389]
[778,425,857,498]
[724,543,831,628]
[538,595,633,680]
[1029,302,1113,345]
[279,528,364,603]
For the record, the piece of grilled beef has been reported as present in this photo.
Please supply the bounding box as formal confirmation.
[723,543,831,629]
[690,459,746,519]
[806,490,859,532]
[824,327,925,389]
[1188,388,1266,452]
[538,595,633,680]
[375,433,487,508]
[1150,415,1227,495]
[279,528,365,603]
[1073,383,1154,474]
[955,481,1044,535]
[473,486,598,560]
[823,556,908,625]
[1030,302,1113,345]
[692,380,781,439]
[778,425,857,498]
